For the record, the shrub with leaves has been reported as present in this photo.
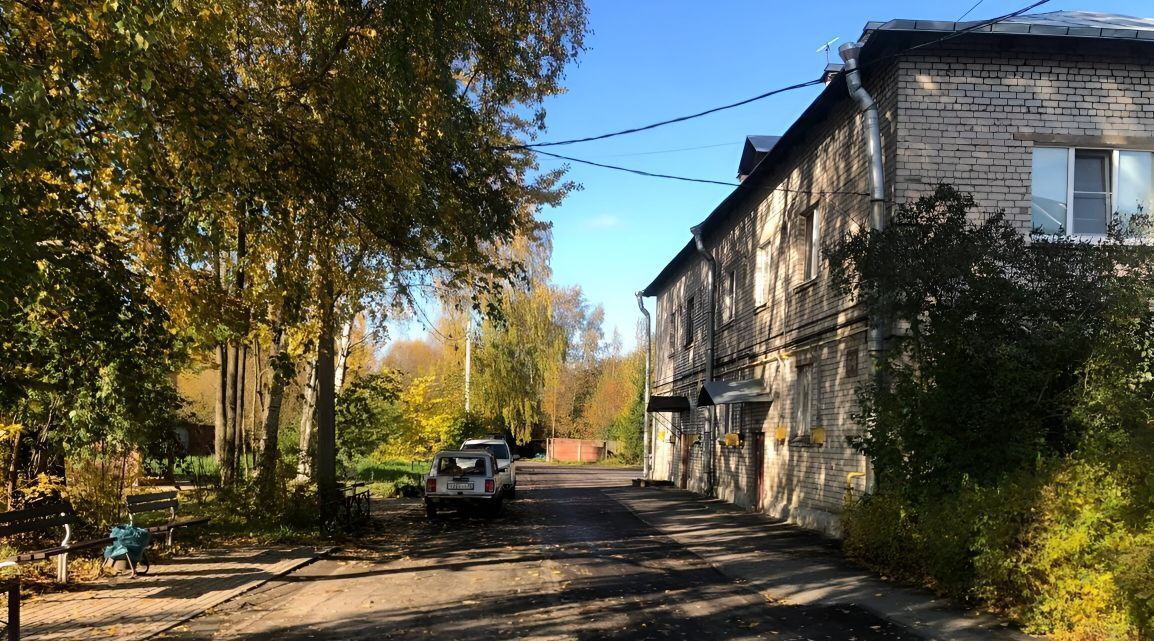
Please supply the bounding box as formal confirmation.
[828,184,1154,639]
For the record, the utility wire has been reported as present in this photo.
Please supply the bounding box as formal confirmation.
[532,149,737,187]
[509,0,1051,189]
[957,0,985,21]
[877,0,1051,62]
[536,148,872,196]
[497,79,825,151]
[607,141,740,158]
[501,0,1048,156]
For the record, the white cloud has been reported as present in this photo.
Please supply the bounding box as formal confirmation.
[586,214,623,229]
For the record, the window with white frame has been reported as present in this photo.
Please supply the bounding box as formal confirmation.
[722,268,736,323]
[667,310,677,354]
[795,365,813,436]
[754,240,771,306]
[1031,146,1154,236]
[801,208,819,281]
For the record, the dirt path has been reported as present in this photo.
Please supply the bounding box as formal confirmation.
[155,464,917,641]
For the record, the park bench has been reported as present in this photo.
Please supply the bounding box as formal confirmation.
[0,502,114,583]
[125,491,210,548]
[326,482,371,528]
[0,501,115,640]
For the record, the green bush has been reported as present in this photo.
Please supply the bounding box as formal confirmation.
[829,185,1154,640]
[843,456,1154,641]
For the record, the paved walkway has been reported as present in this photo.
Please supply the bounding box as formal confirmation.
[608,485,1034,641]
[19,546,320,641]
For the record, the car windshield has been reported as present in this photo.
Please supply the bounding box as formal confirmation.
[436,457,487,476]
[464,443,510,459]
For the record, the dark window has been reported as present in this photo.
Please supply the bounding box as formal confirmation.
[436,456,487,476]
[463,443,510,459]
[684,297,695,346]
[845,348,860,378]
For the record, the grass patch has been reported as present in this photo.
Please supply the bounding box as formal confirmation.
[353,458,427,497]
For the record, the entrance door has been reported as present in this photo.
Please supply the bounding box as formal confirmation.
[750,432,765,511]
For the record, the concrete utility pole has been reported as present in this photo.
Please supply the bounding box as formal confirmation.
[636,292,652,479]
[464,315,472,413]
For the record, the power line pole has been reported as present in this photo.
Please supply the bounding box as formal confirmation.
[464,315,472,413]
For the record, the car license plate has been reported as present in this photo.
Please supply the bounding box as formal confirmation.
[447,482,473,490]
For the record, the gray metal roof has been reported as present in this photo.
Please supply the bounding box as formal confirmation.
[697,379,773,407]
[864,11,1154,42]
[745,135,781,153]
[646,395,691,413]
[737,135,781,180]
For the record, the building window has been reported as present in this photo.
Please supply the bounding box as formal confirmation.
[726,403,741,433]
[801,209,819,281]
[795,365,812,436]
[754,241,771,306]
[668,311,677,354]
[1031,146,1154,236]
[684,296,695,346]
[722,269,736,322]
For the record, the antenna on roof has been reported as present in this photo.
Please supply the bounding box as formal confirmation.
[816,37,840,64]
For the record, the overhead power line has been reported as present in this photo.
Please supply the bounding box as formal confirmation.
[957,0,985,21]
[500,0,1052,155]
[882,0,1051,61]
[607,141,740,158]
[536,148,873,197]
[498,78,825,151]
[532,149,737,187]
[513,0,1051,188]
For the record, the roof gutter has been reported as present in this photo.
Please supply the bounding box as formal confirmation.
[689,224,717,497]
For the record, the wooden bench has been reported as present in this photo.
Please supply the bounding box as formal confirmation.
[125,491,210,548]
[0,502,113,583]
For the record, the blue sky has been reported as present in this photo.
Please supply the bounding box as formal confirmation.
[399,0,1153,349]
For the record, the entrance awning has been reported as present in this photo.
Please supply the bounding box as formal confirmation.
[696,379,773,406]
[646,395,691,413]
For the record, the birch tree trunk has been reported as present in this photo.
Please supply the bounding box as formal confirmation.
[334,313,356,396]
[296,349,319,481]
[258,326,288,496]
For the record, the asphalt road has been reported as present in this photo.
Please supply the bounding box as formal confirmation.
[157,464,918,641]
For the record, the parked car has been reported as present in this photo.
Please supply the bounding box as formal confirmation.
[424,450,504,518]
[461,437,519,498]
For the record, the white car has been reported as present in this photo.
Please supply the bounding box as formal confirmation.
[461,437,519,498]
[424,450,504,518]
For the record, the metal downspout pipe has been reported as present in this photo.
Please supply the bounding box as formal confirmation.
[689,225,717,497]
[839,41,885,495]
[636,292,652,480]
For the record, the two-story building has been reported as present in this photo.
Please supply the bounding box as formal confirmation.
[641,11,1154,536]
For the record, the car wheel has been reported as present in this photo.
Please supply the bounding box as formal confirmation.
[425,502,438,519]
[507,486,516,500]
